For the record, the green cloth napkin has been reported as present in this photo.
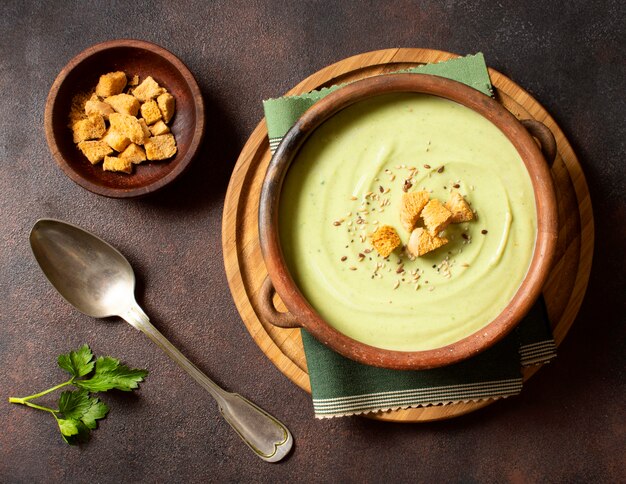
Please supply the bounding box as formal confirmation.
[262,53,556,418]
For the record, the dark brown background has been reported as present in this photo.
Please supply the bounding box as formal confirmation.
[1,1,624,482]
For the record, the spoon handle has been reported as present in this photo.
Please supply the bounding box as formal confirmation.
[123,304,293,463]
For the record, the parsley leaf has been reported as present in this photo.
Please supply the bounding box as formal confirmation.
[80,397,109,429]
[9,344,145,446]
[57,389,109,443]
[57,344,94,378]
[57,418,80,437]
[58,389,92,419]
[75,356,148,392]
[58,388,109,427]
[59,419,90,445]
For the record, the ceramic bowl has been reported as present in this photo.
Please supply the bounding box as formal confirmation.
[257,73,558,370]
[44,39,204,198]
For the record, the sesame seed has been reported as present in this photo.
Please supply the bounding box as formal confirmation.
[424,164,431,169]
[453,183,460,189]
[481,229,488,234]
[437,166,445,173]
[349,266,357,271]
[341,256,347,261]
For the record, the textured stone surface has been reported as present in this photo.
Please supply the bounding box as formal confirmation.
[1,0,624,481]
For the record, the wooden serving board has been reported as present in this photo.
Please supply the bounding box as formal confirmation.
[222,48,594,422]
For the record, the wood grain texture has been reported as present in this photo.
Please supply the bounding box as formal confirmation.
[221,48,594,422]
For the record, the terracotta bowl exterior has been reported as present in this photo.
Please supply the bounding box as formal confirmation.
[44,39,205,198]
[259,74,558,370]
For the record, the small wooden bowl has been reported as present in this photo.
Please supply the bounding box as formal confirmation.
[258,74,559,370]
[44,39,205,198]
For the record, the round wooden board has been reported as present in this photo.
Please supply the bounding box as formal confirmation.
[222,48,594,422]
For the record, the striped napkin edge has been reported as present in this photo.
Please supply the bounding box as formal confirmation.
[520,339,557,366]
[311,338,558,418]
[313,378,523,419]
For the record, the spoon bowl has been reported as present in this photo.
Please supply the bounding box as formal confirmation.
[29,219,293,462]
[30,219,137,318]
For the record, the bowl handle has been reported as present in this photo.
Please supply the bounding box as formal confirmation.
[521,119,557,167]
[258,276,301,328]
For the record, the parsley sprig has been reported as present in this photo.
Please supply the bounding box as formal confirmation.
[8,344,148,444]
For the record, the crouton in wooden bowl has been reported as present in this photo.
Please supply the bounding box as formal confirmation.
[45,39,204,198]
[257,74,559,370]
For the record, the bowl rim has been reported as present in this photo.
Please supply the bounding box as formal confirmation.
[44,38,205,198]
[259,73,558,370]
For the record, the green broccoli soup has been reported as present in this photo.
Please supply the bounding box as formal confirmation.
[279,93,536,351]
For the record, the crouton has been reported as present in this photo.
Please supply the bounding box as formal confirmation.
[77,140,113,164]
[446,190,474,223]
[406,228,448,258]
[119,143,146,164]
[85,94,114,119]
[400,190,429,232]
[95,71,127,98]
[128,74,139,86]
[140,100,162,125]
[103,130,131,152]
[156,92,175,123]
[144,134,177,160]
[104,94,140,116]
[138,119,151,139]
[132,76,165,102]
[421,199,452,235]
[149,120,170,136]
[72,114,106,143]
[370,225,401,258]
[103,155,132,174]
[108,113,146,145]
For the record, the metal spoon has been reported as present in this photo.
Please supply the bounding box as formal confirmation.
[29,219,292,462]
